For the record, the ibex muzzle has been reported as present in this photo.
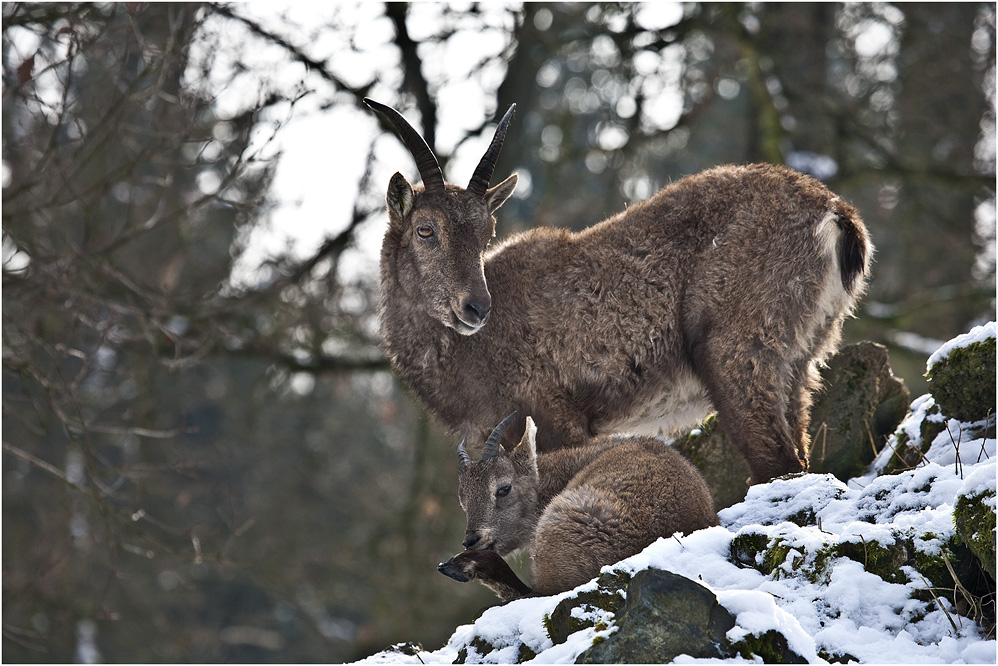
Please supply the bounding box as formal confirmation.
[367,99,872,483]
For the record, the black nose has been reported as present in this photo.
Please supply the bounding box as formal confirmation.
[462,533,481,549]
[461,297,491,326]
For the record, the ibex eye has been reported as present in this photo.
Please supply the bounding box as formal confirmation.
[416,225,435,239]
[495,485,511,498]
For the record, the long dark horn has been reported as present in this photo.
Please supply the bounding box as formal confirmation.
[482,411,517,461]
[467,104,516,198]
[457,439,471,470]
[363,98,445,193]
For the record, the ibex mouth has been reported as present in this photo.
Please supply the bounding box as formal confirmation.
[451,311,487,336]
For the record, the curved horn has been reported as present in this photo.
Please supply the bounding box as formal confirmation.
[482,411,517,461]
[457,439,471,470]
[364,98,445,193]
[467,104,516,198]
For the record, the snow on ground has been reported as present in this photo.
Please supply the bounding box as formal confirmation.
[358,325,997,665]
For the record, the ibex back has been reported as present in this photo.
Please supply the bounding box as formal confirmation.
[438,414,719,601]
[365,99,872,482]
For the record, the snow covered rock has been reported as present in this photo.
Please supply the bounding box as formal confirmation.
[925,321,996,423]
[575,569,739,663]
[357,323,996,664]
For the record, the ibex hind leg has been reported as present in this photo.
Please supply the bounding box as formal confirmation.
[784,355,820,469]
[786,309,852,470]
[694,333,806,483]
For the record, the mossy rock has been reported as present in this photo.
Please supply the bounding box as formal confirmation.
[808,342,909,481]
[543,570,629,645]
[732,528,962,590]
[672,414,751,511]
[730,531,771,571]
[731,533,835,584]
[927,336,996,423]
[954,490,997,581]
[834,537,918,585]
[453,636,535,664]
[577,569,737,663]
[882,402,947,474]
[453,637,494,663]
[731,629,807,663]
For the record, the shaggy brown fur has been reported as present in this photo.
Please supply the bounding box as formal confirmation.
[438,416,718,601]
[368,100,872,483]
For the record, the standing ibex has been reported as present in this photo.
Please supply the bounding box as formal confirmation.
[437,413,718,601]
[364,98,871,482]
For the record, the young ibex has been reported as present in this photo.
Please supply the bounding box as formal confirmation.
[364,99,871,482]
[437,413,719,601]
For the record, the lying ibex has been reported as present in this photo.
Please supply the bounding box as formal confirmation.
[437,413,719,601]
[364,98,871,482]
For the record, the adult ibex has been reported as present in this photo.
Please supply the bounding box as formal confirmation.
[365,98,871,482]
[437,413,718,601]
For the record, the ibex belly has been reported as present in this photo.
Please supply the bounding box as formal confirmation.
[594,368,713,438]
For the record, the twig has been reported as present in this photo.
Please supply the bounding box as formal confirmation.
[941,550,981,624]
[946,421,963,479]
[919,574,960,634]
[2,440,75,487]
[978,409,994,463]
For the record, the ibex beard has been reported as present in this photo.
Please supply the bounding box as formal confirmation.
[438,414,719,601]
[365,98,872,483]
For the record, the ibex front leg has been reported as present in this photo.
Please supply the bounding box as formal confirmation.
[438,550,532,602]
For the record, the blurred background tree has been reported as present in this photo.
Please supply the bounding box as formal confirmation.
[2,2,993,662]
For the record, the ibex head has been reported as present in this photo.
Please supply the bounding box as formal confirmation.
[364,99,518,335]
[456,412,540,556]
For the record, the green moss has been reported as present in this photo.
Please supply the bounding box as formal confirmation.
[834,538,909,584]
[787,506,818,527]
[673,414,721,468]
[730,532,770,571]
[732,534,834,583]
[807,544,838,584]
[731,629,806,663]
[456,636,537,664]
[926,337,996,422]
[832,529,959,588]
[543,570,630,645]
[761,539,805,579]
[954,490,997,580]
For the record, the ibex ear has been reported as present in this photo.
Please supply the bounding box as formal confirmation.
[387,172,414,218]
[485,173,517,214]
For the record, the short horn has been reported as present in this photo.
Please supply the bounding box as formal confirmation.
[364,98,445,193]
[467,104,516,198]
[482,411,517,461]
[457,439,471,470]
